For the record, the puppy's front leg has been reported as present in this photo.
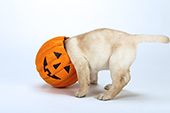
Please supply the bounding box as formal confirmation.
[90,72,98,84]
[74,60,90,98]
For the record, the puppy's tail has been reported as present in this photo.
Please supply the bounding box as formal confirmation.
[131,34,169,45]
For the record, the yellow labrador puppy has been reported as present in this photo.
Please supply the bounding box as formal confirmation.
[65,28,169,100]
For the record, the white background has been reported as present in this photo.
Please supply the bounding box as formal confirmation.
[0,0,170,113]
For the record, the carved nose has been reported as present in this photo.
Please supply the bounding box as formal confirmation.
[53,63,61,69]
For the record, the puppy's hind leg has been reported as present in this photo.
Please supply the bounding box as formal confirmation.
[98,46,136,100]
[104,70,131,90]
[98,69,131,100]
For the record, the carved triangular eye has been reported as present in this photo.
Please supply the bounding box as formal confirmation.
[53,63,61,69]
[44,57,48,67]
[64,65,70,73]
[54,52,62,59]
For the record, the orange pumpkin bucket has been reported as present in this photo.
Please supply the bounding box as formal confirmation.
[35,36,77,88]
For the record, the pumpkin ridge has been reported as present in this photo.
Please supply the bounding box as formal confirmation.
[36,45,64,63]
[36,36,65,61]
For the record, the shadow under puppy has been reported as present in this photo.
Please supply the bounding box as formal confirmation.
[65,28,169,101]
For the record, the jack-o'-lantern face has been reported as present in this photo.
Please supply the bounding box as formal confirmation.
[35,36,77,88]
[43,52,70,80]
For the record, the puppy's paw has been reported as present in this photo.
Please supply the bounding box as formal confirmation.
[90,80,98,84]
[97,93,112,101]
[74,90,86,98]
[104,84,112,90]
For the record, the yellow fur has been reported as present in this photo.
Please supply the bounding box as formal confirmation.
[65,28,169,100]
